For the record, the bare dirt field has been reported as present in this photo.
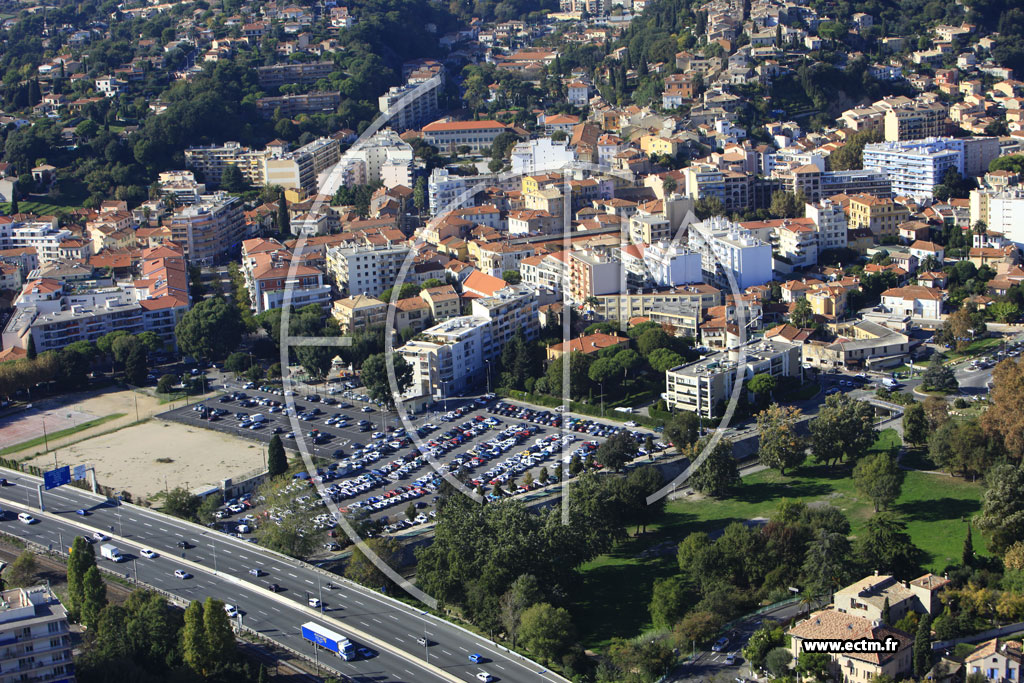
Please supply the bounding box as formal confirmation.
[0,387,218,456]
[22,418,266,502]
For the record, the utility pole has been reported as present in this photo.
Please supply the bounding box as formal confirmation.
[41,419,48,452]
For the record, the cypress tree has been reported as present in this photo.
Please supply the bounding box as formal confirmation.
[80,565,107,629]
[914,613,933,677]
[182,600,208,674]
[267,434,286,476]
[276,191,290,234]
[963,523,974,568]
[25,334,36,360]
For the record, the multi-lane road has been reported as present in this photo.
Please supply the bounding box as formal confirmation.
[0,468,565,683]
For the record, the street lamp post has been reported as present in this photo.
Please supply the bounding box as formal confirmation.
[484,359,491,394]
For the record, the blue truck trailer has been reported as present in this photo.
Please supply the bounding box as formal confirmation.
[301,621,356,661]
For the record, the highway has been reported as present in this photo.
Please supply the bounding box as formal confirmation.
[0,468,565,683]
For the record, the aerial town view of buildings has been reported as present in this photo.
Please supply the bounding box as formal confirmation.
[0,0,1023,680]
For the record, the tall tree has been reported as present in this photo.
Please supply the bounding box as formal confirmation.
[914,613,933,677]
[499,574,541,649]
[665,411,700,452]
[276,190,290,234]
[361,352,412,410]
[595,431,638,472]
[963,523,975,568]
[181,600,208,674]
[921,363,959,393]
[983,358,1024,460]
[67,536,96,619]
[344,537,401,589]
[267,434,287,477]
[975,463,1024,553]
[687,438,740,497]
[854,512,921,580]
[517,603,575,663]
[80,565,107,630]
[853,452,903,512]
[803,528,852,599]
[756,404,806,475]
[203,597,236,663]
[808,394,877,467]
[174,297,243,361]
[903,402,928,447]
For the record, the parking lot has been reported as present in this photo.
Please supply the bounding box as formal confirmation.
[161,378,663,552]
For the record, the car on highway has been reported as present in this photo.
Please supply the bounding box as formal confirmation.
[174,569,192,580]
[308,598,321,608]
[712,637,730,652]
[92,532,109,542]
[17,513,35,524]
[249,568,263,577]
[75,508,90,516]
[416,637,429,647]
[267,583,281,592]
[357,647,375,659]
[224,604,238,618]
[176,540,192,549]
[469,654,484,664]
[476,673,494,682]
[140,548,158,559]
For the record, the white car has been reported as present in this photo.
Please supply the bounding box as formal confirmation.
[140,548,158,559]
[17,513,35,524]
[174,569,192,580]
[476,674,494,682]
[224,604,238,618]
[92,532,109,542]
[308,597,321,608]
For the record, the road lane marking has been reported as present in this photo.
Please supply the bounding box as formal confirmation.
[372,618,383,624]
[143,522,152,527]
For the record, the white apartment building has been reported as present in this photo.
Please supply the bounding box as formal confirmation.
[167,192,245,264]
[777,220,818,267]
[862,137,1001,200]
[510,138,576,175]
[326,243,412,297]
[972,188,1024,248]
[0,585,73,683]
[157,170,206,204]
[521,252,568,294]
[378,75,442,131]
[686,216,773,290]
[427,168,473,216]
[0,220,71,264]
[328,130,414,194]
[805,199,848,250]
[642,241,702,287]
[665,338,802,417]
[264,136,341,196]
[421,120,508,154]
[470,285,540,350]
[184,141,267,186]
[629,213,672,244]
[400,316,490,398]
[569,249,621,303]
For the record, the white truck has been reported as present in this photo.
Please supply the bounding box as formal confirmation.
[882,377,901,389]
[100,543,125,563]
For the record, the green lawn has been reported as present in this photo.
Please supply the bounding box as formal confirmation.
[945,337,1003,361]
[0,201,78,217]
[573,429,985,650]
[1,414,125,456]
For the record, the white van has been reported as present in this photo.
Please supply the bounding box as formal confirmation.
[250,414,267,423]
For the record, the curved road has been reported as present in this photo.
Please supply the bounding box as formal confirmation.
[0,468,564,683]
